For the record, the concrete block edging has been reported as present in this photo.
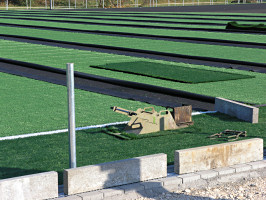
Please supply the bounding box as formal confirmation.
[57,160,266,200]
[215,97,259,123]
[64,153,167,195]
[0,171,58,200]
[174,138,263,174]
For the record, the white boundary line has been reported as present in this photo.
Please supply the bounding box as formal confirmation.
[0,111,217,141]
[0,121,129,141]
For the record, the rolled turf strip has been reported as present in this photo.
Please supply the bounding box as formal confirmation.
[226,21,266,32]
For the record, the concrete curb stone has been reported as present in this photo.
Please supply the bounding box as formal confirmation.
[52,160,266,200]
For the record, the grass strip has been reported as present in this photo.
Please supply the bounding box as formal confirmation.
[1,39,266,105]
[92,61,254,84]
[1,26,266,65]
[0,108,265,184]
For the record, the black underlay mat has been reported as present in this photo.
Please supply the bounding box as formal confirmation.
[0,60,215,111]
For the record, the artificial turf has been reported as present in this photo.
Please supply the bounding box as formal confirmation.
[1,39,266,105]
[0,108,265,184]
[92,61,254,83]
[1,26,266,65]
[0,72,163,137]
[1,18,266,44]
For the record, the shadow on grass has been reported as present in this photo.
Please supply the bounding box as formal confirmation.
[0,167,46,180]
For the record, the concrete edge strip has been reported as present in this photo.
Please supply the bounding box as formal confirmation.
[0,111,216,141]
[57,160,266,199]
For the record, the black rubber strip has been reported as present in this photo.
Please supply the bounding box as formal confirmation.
[0,57,215,104]
[1,33,265,70]
[0,17,265,34]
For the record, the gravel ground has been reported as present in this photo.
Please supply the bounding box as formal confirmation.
[137,177,266,200]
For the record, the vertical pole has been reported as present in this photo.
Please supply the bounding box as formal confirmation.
[75,0,76,8]
[6,0,8,10]
[103,0,104,8]
[86,0,87,8]
[67,63,77,169]
[26,0,28,9]
[30,0,31,9]
[69,0,70,8]
[53,0,54,9]
[45,0,47,9]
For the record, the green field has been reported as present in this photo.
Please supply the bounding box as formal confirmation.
[1,107,265,184]
[1,39,266,104]
[0,10,265,183]
[2,26,266,65]
[1,18,266,45]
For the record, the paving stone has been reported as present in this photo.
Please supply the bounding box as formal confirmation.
[100,188,124,198]
[158,176,182,186]
[57,195,82,200]
[247,160,266,170]
[178,173,201,183]
[77,191,103,200]
[140,180,163,189]
[118,182,145,194]
[217,172,249,183]
[195,170,218,179]
[213,167,236,176]
[230,163,252,173]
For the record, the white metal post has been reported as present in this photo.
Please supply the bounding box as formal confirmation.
[6,0,8,10]
[67,63,77,169]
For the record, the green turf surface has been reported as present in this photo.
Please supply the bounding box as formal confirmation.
[1,18,266,45]
[0,72,163,137]
[6,11,266,21]
[92,61,254,83]
[1,26,266,65]
[1,39,266,104]
[0,15,224,29]
[3,13,263,26]
[0,108,265,184]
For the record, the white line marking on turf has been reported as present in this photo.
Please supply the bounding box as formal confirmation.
[192,111,217,116]
[0,121,129,141]
[0,111,217,141]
